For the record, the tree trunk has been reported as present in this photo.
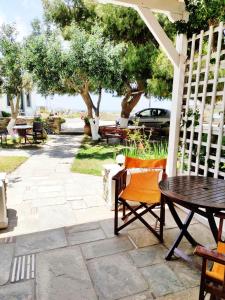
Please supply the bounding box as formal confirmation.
[7,94,20,137]
[120,90,143,128]
[80,83,101,141]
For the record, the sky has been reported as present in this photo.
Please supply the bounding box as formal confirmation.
[0,0,171,112]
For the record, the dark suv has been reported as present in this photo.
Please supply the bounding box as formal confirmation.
[128,108,170,128]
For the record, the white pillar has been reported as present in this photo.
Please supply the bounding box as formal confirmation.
[167,34,187,176]
[0,173,8,229]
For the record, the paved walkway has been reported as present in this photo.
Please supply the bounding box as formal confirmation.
[0,135,214,299]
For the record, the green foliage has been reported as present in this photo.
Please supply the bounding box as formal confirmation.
[1,111,11,117]
[147,51,173,99]
[43,0,96,32]
[42,0,175,100]
[0,24,23,97]
[175,0,225,36]
[24,22,124,97]
[24,28,64,95]
[67,25,124,92]
[122,127,168,159]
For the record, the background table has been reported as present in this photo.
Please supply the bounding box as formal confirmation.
[159,176,225,260]
[13,125,32,143]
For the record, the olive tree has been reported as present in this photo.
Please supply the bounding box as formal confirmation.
[24,22,123,139]
[0,24,33,136]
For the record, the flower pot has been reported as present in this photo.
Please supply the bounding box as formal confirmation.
[84,124,92,136]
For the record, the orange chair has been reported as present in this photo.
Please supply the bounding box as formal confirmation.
[195,213,225,300]
[113,157,167,242]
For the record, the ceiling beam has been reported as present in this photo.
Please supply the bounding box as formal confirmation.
[136,6,180,68]
[98,0,188,21]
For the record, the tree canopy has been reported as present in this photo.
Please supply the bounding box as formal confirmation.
[175,0,225,37]
[0,24,32,119]
[42,0,174,124]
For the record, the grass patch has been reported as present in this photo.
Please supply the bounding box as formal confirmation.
[0,137,45,150]
[0,156,28,173]
[71,138,123,176]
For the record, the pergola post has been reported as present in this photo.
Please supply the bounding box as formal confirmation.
[167,34,187,176]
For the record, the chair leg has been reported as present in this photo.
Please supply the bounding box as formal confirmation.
[159,196,165,242]
[199,259,207,300]
[114,196,119,235]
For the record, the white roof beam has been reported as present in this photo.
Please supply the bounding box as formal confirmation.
[136,6,180,68]
[98,0,188,21]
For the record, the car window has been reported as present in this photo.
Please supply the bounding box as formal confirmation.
[150,109,158,117]
[139,110,150,117]
[158,109,167,117]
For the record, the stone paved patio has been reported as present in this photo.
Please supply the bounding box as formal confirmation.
[0,135,215,299]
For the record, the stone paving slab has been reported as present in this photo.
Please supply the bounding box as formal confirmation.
[0,280,35,300]
[119,290,154,300]
[38,205,76,230]
[141,264,184,297]
[73,207,114,224]
[68,199,87,210]
[167,260,200,289]
[128,227,159,248]
[31,197,66,207]
[66,221,100,233]
[81,236,134,260]
[0,243,15,285]
[15,228,67,256]
[128,245,168,268]
[67,228,106,245]
[100,218,141,239]
[87,253,148,300]
[156,287,200,300]
[36,246,97,300]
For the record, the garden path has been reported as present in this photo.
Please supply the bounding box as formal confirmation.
[2,135,113,236]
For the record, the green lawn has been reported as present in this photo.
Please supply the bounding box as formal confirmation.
[71,139,123,176]
[0,156,28,173]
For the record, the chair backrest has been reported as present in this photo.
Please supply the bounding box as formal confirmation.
[125,157,167,170]
[33,121,43,132]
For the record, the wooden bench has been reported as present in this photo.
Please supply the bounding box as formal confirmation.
[99,126,127,143]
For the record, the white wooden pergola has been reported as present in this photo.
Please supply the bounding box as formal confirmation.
[97,0,189,176]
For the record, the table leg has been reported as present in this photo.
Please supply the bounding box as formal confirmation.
[167,201,198,245]
[205,209,218,242]
[165,202,198,260]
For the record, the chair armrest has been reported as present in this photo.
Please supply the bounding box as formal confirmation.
[112,169,127,198]
[112,169,127,181]
[195,246,225,265]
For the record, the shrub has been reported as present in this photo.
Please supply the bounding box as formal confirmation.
[1,111,11,117]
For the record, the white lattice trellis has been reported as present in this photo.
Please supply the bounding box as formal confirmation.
[179,22,225,179]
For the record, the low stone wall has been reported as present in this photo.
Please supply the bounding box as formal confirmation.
[0,116,63,134]
[45,117,63,134]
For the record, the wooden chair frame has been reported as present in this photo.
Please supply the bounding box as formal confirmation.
[113,166,167,243]
[195,212,225,300]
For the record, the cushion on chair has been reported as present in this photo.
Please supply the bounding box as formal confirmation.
[120,171,161,203]
[206,241,225,282]
[125,157,167,169]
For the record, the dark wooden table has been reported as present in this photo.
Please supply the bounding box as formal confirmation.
[13,125,32,144]
[159,175,225,260]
